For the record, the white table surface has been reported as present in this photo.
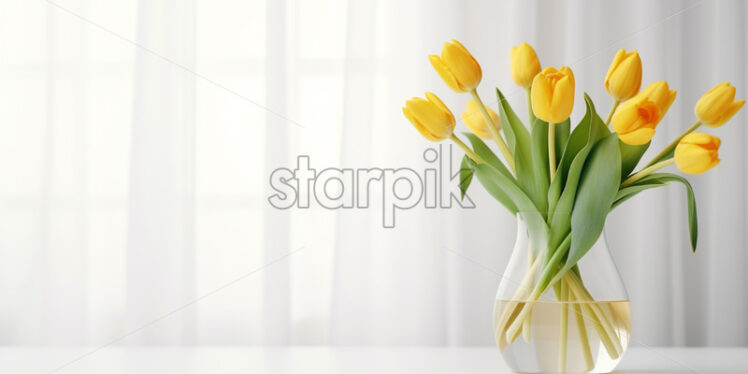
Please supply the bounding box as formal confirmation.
[3,346,746,373]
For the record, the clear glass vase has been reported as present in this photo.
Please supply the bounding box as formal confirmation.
[494,213,631,374]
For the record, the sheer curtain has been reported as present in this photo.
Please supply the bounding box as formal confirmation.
[0,0,746,348]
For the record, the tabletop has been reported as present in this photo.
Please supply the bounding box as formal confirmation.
[4,346,746,373]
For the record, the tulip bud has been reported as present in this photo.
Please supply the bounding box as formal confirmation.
[402,92,455,141]
[531,66,575,123]
[612,81,676,145]
[461,99,500,139]
[605,49,642,101]
[694,82,745,127]
[510,43,541,88]
[429,40,482,93]
[674,132,721,174]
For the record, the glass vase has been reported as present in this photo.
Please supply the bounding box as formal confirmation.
[494,213,631,374]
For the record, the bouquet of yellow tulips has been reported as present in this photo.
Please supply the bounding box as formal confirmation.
[402,40,744,373]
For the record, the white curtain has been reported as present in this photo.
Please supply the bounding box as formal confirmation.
[0,0,746,348]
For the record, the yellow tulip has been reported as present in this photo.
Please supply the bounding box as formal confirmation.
[510,43,541,88]
[531,66,575,123]
[605,49,642,101]
[612,81,676,145]
[402,92,455,141]
[694,82,745,127]
[461,99,500,139]
[674,132,721,174]
[429,40,482,93]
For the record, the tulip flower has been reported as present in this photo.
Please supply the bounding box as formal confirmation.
[510,43,541,88]
[429,40,482,93]
[462,99,500,139]
[402,92,455,141]
[612,81,677,145]
[530,66,575,180]
[695,82,745,127]
[675,132,721,174]
[531,66,575,124]
[428,40,514,172]
[605,49,642,102]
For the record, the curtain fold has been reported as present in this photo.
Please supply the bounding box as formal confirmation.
[262,0,292,345]
[126,0,196,345]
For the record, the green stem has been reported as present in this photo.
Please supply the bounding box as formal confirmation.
[470,89,516,174]
[605,99,621,126]
[566,271,622,357]
[526,87,536,126]
[522,244,536,343]
[620,158,675,187]
[643,120,701,168]
[548,122,556,181]
[522,244,537,343]
[449,133,485,165]
[495,252,545,350]
[505,234,571,342]
[575,293,620,359]
[572,292,594,371]
[558,281,568,374]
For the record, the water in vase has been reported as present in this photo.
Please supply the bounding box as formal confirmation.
[494,300,631,374]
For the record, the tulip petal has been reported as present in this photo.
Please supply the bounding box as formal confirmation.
[531,73,553,122]
[611,97,644,133]
[704,82,730,97]
[406,98,449,138]
[510,43,541,87]
[696,83,737,125]
[449,39,470,55]
[606,50,642,100]
[719,99,746,125]
[709,99,745,127]
[681,132,721,149]
[675,133,722,174]
[550,74,574,122]
[605,49,626,81]
[662,89,677,115]
[403,107,441,141]
[675,144,718,174]
[425,92,455,129]
[429,55,462,92]
[461,111,492,139]
[442,42,481,91]
[618,127,655,145]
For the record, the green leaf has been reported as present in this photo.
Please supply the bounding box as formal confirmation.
[548,144,593,249]
[496,88,545,212]
[558,93,609,179]
[635,173,699,252]
[612,179,667,209]
[547,95,607,218]
[659,148,676,162]
[528,119,550,215]
[557,110,591,177]
[586,96,611,144]
[469,159,517,214]
[463,133,513,179]
[473,162,549,251]
[619,140,650,179]
[495,88,531,156]
[473,163,538,213]
[564,133,621,273]
[459,155,473,201]
[555,118,571,163]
